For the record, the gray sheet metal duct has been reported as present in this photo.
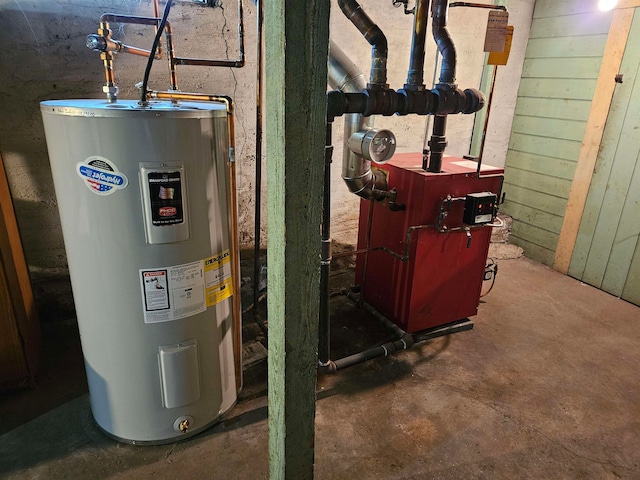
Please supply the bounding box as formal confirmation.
[328,41,386,199]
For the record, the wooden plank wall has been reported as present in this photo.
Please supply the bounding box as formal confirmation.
[568,9,640,303]
[501,0,612,265]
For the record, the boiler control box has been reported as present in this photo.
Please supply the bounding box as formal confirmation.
[463,192,497,226]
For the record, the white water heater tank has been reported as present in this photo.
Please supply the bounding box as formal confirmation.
[41,99,239,444]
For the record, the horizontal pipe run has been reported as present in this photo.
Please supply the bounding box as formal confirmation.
[449,2,507,10]
[171,0,246,69]
[100,13,160,26]
[326,86,484,121]
[119,44,161,58]
[333,336,413,370]
[413,321,474,343]
[174,58,245,68]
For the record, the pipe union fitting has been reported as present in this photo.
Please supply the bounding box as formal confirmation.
[462,88,485,114]
[102,85,119,102]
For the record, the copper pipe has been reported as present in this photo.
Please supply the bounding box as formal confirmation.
[172,0,245,69]
[164,23,179,90]
[152,0,162,57]
[149,90,243,393]
[252,0,266,333]
[100,13,161,26]
[95,1,245,97]
[101,52,115,85]
[118,43,162,58]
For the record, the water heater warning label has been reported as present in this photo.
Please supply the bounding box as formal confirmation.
[204,249,233,306]
[140,260,206,323]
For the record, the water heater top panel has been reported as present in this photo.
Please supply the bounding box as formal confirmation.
[40,99,227,119]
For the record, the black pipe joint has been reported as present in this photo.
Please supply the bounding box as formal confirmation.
[396,88,437,115]
[433,85,484,115]
[362,88,399,116]
[327,89,400,120]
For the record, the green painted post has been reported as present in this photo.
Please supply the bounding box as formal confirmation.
[264,1,330,479]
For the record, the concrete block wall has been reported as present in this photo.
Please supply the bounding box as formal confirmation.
[0,0,532,318]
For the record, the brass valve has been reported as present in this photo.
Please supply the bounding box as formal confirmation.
[178,419,190,433]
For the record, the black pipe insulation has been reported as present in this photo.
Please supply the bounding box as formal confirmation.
[432,0,457,87]
[405,0,430,90]
[338,0,388,88]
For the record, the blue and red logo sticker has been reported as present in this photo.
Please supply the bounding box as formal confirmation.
[76,156,128,195]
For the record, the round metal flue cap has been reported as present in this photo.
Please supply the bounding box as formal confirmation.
[348,128,396,164]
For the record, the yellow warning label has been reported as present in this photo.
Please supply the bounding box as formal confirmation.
[204,249,233,306]
[488,26,514,66]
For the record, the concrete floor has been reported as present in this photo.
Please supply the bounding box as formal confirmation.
[2,256,640,479]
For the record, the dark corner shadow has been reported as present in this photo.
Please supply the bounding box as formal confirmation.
[0,395,115,479]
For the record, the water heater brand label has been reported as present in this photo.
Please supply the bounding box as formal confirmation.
[76,156,128,195]
[147,171,184,226]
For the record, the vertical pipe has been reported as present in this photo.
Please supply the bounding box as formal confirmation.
[253,0,267,334]
[477,64,498,175]
[427,0,456,172]
[405,0,431,89]
[427,115,447,172]
[164,24,179,91]
[337,0,388,87]
[152,0,162,57]
[432,0,457,86]
[225,103,244,393]
[318,123,333,366]
[147,91,243,393]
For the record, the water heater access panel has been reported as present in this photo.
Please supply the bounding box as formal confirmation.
[355,153,503,333]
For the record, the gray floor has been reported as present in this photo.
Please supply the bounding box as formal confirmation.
[2,257,640,479]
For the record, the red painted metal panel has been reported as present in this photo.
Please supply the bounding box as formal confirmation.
[355,153,503,333]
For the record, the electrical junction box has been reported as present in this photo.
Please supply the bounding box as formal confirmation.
[463,192,497,226]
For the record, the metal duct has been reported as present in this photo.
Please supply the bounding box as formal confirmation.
[328,41,386,199]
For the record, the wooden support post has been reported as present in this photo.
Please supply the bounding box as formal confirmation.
[264,1,330,479]
[553,7,635,273]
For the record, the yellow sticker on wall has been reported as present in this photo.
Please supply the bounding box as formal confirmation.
[204,249,233,306]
